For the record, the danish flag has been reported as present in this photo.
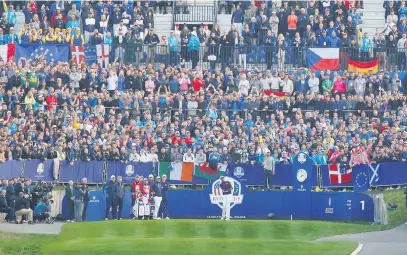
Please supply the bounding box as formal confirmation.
[329,164,352,184]
[71,45,85,65]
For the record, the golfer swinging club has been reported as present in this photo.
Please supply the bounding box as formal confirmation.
[220,176,233,221]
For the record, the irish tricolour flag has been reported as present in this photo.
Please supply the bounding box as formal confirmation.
[159,162,194,182]
[306,48,339,71]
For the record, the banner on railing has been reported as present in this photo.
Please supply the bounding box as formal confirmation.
[59,161,104,183]
[106,162,154,184]
[24,160,53,181]
[0,160,23,179]
[225,163,318,187]
[1,160,407,190]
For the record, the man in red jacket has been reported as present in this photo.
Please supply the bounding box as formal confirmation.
[191,74,204,92]
[45,91,58,111]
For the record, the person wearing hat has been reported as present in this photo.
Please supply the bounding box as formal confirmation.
[103,175,116,220]
[318,29,329,48]
[6,26,17,44]
[219,176,233,221]
[151,175,162,220]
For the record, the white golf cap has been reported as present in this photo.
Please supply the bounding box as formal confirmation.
[162,174,167,178]
[148,174,154,178]
[110,175,115,179]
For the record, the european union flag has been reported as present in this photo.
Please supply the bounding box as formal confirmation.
[84,44,97,66]
[353,164,373,192]
[15,44,69,63]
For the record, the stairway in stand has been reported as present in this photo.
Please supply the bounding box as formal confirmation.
[359,1,385,38]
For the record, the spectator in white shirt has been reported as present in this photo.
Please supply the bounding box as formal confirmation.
[308,72,320,94]
[148,148,159,163]
[107,70,118,93]
[129,149,140,162]
[280,73,294,94]
[183,148,195,163]
[195,149,207,164]
[139,149,149,162]
[269,71,281,92]
[238,74,250,96]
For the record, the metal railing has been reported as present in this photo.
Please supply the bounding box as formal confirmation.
[173,4,215,23]
[120,45,407,72]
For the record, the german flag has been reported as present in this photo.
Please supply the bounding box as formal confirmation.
[348,55,379,74]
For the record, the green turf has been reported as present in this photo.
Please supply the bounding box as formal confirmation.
[0,220,381,255]
[1,189,405,255]
[382,189,407,229]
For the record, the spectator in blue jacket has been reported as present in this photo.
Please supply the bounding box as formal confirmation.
[326,21,338,37]
[168,30,179,66]
[34,199,51,220]
[318,30,330,47]
[187,31,200,69]
[328,32,340,47]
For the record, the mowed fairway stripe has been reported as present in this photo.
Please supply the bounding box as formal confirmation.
[38,220,379,255]
[43,237,358,255]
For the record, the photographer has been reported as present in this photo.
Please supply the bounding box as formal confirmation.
[34,199,51,222]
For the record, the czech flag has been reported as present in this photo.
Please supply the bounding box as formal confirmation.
[306,48,339,71]
[348,55,378,74]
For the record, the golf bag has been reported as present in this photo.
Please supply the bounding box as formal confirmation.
[133,192,152,219]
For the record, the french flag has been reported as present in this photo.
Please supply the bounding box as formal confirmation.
[307,48,339,71]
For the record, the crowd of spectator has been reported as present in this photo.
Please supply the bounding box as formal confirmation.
[0,0,404,175]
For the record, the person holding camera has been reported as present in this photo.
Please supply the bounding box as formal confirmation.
[73,182,85,223]
[14,192,34,224]
[34,198,51,222]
